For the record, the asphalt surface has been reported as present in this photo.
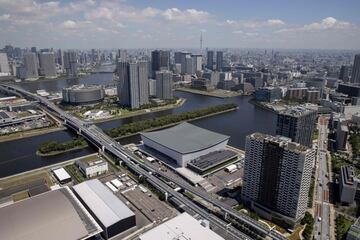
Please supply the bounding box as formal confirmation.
[314,116,330,240]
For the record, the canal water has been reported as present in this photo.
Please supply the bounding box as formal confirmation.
[0,73,276,177]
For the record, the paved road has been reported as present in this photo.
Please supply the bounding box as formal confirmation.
[314,116,330,240]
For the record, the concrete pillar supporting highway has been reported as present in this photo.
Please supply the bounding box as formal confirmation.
[224,212,228,220]
[64,119,67,124]
[165,192,168,202]
[102,145,105,152]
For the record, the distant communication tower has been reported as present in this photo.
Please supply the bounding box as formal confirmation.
[200,31,203,52]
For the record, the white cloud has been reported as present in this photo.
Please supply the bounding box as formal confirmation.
[267,19,285,26]
[277,17,351,33]
[224,19,286,28]
[245,32,259,37]
[0,14,10,21]
[116,23,126,28]
[95,27,106,32]
[226,20,235,25]
[303,17,350,30]
[162,8,209,24]
[61,20,77,29]
[86,7,113,20]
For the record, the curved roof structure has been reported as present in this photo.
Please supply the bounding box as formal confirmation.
[140,122,230,154]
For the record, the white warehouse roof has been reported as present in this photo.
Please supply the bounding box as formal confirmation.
[53,167,71,181]
[73,179,135,227]
[139,213,224,240]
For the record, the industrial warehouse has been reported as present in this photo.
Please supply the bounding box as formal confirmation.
[0,187,102,240]
[140,122,231,167]
[73,179,136,239]
[0,178,139,240]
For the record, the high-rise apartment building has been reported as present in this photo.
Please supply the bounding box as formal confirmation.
[39,52,56,78]
[23,52,39,80]
[179,52,191,74]
[155,70,173,100]
[117,49,127,61]
[151,50,170,77]
[339,65,350,82]
[149,79,157,97]
[191,54,202,72]
[174,51,182,64]
[0,52,10,74]
[56,49,64,66]
[351,54,360,84]
[206,50,214,70]
[64,51,78,77]
[185,55,194,75]
[216,51,223,71]
[138,61,149,106]
[242,133,315,224]
[276,106,317,147]
[339,166,358,204]
[116,60,149,109]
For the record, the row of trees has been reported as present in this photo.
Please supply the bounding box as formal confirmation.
[39,103,237,154]
[105,103,238,138]
[38,138,87,154]
[335,214,353,240]
[301,212,314,240]
[349,126,360,158]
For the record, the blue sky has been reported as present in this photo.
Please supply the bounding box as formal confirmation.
[0,0,359,49]
[129,0,360,24]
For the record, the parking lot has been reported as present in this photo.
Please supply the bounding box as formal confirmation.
[123,187,175,223]
[206,167,243,191]
[99,172,175,224]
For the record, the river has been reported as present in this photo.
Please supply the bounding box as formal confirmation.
[0,73,276,178]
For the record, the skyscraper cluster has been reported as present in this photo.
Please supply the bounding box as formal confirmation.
[151,50,170,78]
[173,51,202,75]
[115,50,176,109]
[206,50,223,71]
[116,60,149,109]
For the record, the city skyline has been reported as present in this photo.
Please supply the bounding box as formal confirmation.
[0,0,360,50]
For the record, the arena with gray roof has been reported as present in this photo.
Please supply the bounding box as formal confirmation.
[0,187,101,240]
[140,122,230,167]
